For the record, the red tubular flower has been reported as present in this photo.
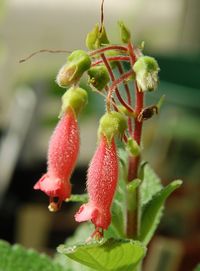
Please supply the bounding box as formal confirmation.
[75,135,118,230]
[34,106,79,211]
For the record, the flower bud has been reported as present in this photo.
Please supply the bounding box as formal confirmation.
[88,65,110,90]
[86,24,109,50]
[61,86,88,116]
[34,107,79,211]
[133,56,160,92]
[98,111,127,143]
[118,21,131,43]
[56,50,91,88]
[75,135,118,230]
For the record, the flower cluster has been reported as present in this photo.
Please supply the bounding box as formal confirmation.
[34,21,159,237]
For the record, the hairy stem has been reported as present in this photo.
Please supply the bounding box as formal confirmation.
[107,70,133,109]
[92,56,130,66]
[116,62,133,134]
[127,42,144,238]
[89,45,128,57]
[100,53,134,112]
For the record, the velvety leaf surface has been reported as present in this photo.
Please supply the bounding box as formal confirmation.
[108,175,127,238]
[54,223,94,271]
[57,238,146,271]
[138,180,182,245]
[0,240,64,271]
[139,162,163,206]
[194,264,200,271]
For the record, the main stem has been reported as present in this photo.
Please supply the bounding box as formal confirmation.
[127,43,144,238]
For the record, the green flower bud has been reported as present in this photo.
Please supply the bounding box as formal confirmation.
[86,24,99,50]
[56,50,91,88]
[61,86,88,116]
[126,137,141,156]
[118,21,131,43]
[133,56,160,92]
[86,24,109,50]
[98,111,127,143]
[88,65,110,90]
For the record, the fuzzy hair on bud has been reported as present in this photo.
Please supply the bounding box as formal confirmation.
[56,50,91,88]
[98,111,127,143]
[133,56,160,92]
[86,24,109,50]
[88,65,110,90]
[118,21,131,43]
[60,87,88,116]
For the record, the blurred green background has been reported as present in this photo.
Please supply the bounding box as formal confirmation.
[0,1,200,271]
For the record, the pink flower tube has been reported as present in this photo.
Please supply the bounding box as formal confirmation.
[34,107,79,211]
[75,135,118,230]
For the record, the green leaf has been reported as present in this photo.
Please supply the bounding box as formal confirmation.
[57,238,146,271]
[118,147,128,173]
[138,180,182,245]
[54,223,94,271]
[139,162,163,206]
[108,176,127,238]
[0,239,64,271]
[194,264,200,271]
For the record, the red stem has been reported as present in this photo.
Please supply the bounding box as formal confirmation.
[107,70,133,108]
[100,53,134,113]
[111,97,119,112]
[89,45,128,57]
[127,42,143,178]
[128,83,143,180]
[92,56,130,66]
[104,86,118,112]
[116,62,133,134]
[127,42,144,238]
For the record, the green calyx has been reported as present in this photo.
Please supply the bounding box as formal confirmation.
[56,50,91,88]
[118,21,131,43]
[86,24,109,50]
[88,65,110,90]
[98,111,127,142]
[61,86,88,116]
[133,56,160,92]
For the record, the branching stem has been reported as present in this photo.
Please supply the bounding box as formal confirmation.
[100,53,134,113]
[116,62,133,134]
[89,45,128,57]
[107,70,134,112]
[92,56,130,66]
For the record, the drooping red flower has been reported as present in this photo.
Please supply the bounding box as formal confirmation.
[34,107,79,211]
[75,135,118,230]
